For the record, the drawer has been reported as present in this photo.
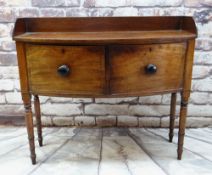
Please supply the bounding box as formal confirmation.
[26,44,105,96]
[110,43,186,95]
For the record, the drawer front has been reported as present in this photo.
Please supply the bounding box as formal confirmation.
[110,43,186,95]
[26,44,105,96]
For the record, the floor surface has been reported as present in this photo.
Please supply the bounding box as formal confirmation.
[0,126,212,175]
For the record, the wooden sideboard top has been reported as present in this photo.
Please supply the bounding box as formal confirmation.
[13,16,197,45]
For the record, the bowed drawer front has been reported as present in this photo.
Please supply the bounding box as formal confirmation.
[26,44,106,96]
[110,43,187,95]
[26,43,186,96]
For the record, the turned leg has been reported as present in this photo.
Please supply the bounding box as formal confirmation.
[23,94,36,164]
[34,95,43,147]
[169,93,177,142]
[177,92,188,160]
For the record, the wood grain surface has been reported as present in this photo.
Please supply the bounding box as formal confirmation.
[110,43,186,95]
[26,44,106,96]
[13,17,197,45]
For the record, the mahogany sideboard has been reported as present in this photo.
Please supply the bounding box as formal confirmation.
[12,17,197,164]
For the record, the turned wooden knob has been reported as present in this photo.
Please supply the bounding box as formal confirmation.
[145,64,157,74]
[57,65,70,76]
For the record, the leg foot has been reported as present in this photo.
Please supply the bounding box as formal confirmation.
[169,134,173,143]
[31,152,36,165]
[177,143,183,160]
[38,139,43,147]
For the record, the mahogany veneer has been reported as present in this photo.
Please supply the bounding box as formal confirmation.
[13,17,197,164]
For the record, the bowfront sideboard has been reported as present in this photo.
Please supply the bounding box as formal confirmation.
[12,17,197,164]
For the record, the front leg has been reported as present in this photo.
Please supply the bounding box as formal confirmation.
[177,40,195,159]
[23,93,36,164]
